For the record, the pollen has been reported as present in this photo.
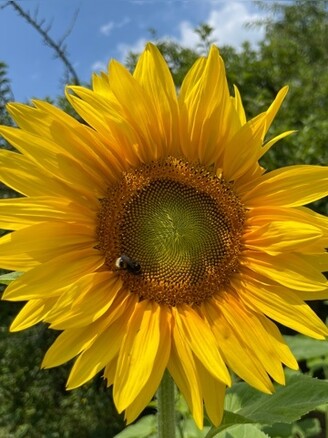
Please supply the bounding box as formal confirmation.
[97,157,246,306]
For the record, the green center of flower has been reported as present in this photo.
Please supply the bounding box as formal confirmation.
[97,157,246,306]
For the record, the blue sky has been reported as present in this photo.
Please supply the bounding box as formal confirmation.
[0,0,267,102]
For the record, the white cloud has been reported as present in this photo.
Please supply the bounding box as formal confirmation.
[208,3,264,48]
[100,22,115,36]
[91,37,147,73]
[177,2,264,51]
[100,17,131,36]
[92,2,265,74]
[117,37,148,63]
[178,21,200,49]
[91,60,107,72]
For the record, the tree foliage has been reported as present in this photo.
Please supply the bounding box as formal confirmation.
[253,0,328,169]
[0,62,15,199]
[0,314,124,437]
[0,61,13,130]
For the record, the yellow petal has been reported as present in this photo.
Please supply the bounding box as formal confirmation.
[195,357,226,427]
[223,87,288,182]
[48,272,123,329]
[0,222,96,270]
[248,205,328,228]
[109,59,165,161]
[222,113,267,181]
[103,356,117,387]
[2,248,104,301]
[218,293,286,384]
[92,70,111,96]
[66,295,137,389]
[179,45,239,165]
[114,301,170,411]
[257,314,298,370]
[243,252,328,292]
[42,325,103,369]
[259,130,296,159]
[42,295,134,368]
[133,43,179,156]
[237,273,328,339]
[301,253,328,279]
[240,165,328,207]
[0,196,95,230]
[7,100,76,133]
[124,309,172,424]
[66,88,115,138]
[0,150,83,199]
[66,88,142,168]
[167,319,203,429]
[66,318,126,389]
[0,127,102,201]
[10,298,57,331]
[244,220,323,255]
[7,100,113,182]
[262,86,289,138]
[178,56,206,102]
[173,305,231,386]
[203,300,274,393]
[231,85,246,125]
[247,206,328,252]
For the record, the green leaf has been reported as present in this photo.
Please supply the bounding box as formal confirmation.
[179,418,210,437]
[204,412,256,438]
[114,415,157,438]
[306,356,328,373]
[0,271,22,285]
[263,417,322,438]
[284,335,328,361]
[220,411,255,428]
[224,372,328,426]
[206,424,270,438]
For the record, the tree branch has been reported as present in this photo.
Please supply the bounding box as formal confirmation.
[6,0,80,85]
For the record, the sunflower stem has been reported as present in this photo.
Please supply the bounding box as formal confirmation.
[157,370,176,438]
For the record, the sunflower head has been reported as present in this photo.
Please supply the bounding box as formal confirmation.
[1,43,328,429]
[97,155,246,306]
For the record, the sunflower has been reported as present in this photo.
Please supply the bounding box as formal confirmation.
[1,44,328,429]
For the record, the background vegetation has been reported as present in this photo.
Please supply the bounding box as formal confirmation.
[0,1,327,437]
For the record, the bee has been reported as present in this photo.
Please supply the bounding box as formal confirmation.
[115,254,141,275]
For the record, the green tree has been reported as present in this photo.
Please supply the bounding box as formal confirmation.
[0,62,15,200]
[0,61,13,136]
[254,0,328,170]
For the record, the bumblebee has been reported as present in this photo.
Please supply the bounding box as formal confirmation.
[115,254,141,275]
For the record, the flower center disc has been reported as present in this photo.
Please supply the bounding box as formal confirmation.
[97,157,245,306]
